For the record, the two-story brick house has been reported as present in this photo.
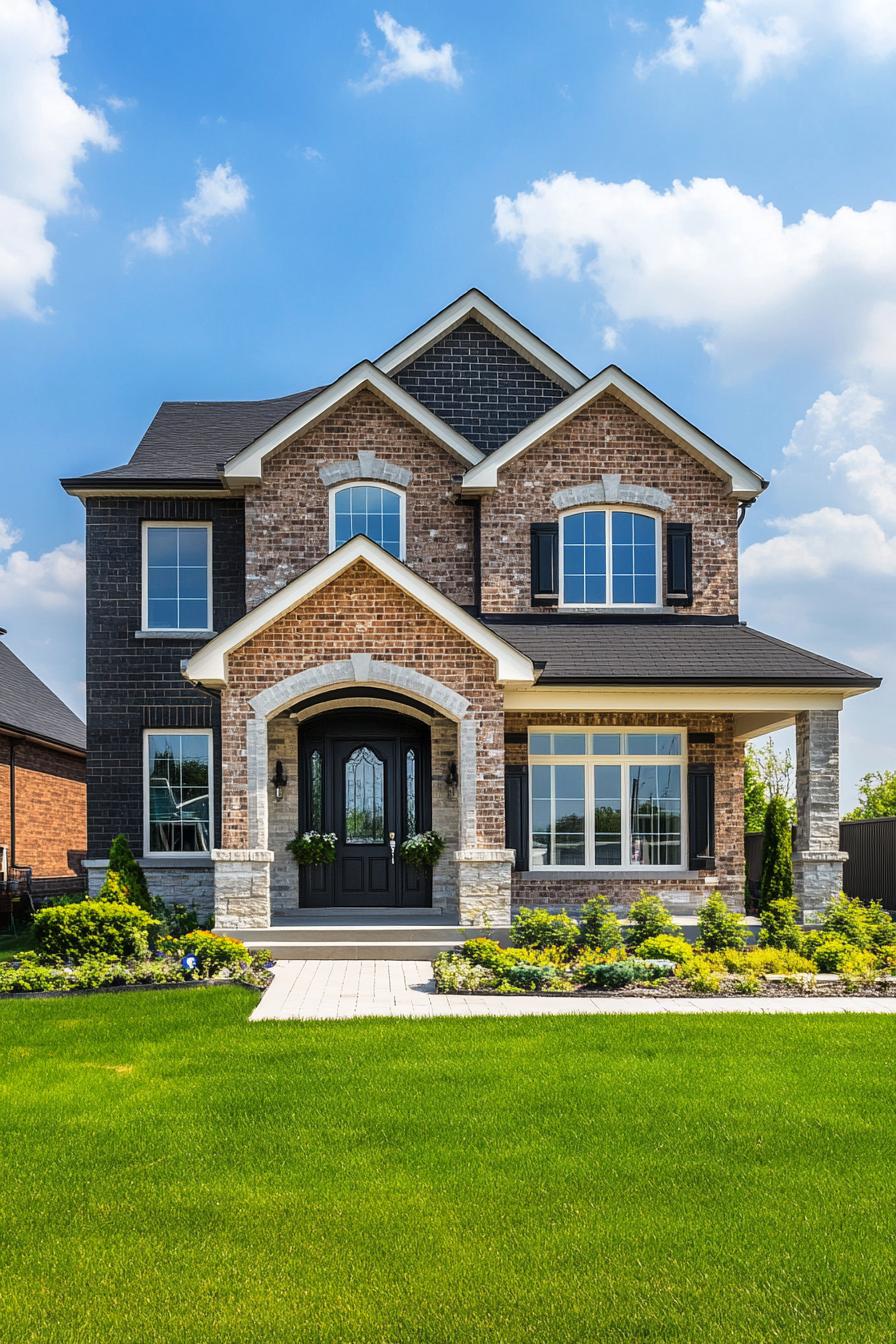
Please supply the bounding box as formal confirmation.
[62,290,878,931]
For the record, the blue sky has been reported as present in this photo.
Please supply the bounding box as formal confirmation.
[2,0,896,803]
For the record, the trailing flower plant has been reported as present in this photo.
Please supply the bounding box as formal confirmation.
[399,830,445,870]
[287,830,337,865]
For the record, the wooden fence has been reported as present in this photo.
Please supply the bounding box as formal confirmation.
[745,817,896,913]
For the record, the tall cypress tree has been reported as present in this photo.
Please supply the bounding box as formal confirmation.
[759,794,794,910]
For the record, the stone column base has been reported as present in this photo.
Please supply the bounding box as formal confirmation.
[212,849,274,930]
[454,848,514,927]
[793,850,848,925]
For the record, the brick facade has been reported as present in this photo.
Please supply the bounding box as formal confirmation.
[84,494,245,859]
[221,559,505,850]
[505,710,744,914]
[395,317,568,454]
[0,734,86,880]
[243,388,475,610]
[480,393,739,616]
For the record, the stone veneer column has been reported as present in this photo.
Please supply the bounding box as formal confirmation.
[212,849,274,930]
[454,710,512,925]
[793,709,848,924]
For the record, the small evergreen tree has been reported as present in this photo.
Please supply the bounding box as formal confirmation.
[579,895,625,953]
[99,833,156,914]
[625,891,676,946]
[759,794,793,910]
[696,890,748,951]
[743,747,767,833]
[758,897,803,952]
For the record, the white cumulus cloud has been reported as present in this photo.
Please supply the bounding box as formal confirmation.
[0,531,85,715]
[130,162,249,257]
[0,0,116,318]
[494,173,896,379]
[355,11,461,92]
[643,0,896,87]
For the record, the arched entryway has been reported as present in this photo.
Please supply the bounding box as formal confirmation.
[297,707,432,908]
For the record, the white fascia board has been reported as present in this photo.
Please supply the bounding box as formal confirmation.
[461,366,767,498]
[183,535,535,688]
[375,289,588,392]
[222,362,483,483]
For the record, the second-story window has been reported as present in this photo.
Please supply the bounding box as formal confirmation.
[142,523,212,631]
[560,508,659,608]
[329,484,404,559]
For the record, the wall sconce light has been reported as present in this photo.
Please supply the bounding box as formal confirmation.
[445,759,458,798]
[272,759,288,801]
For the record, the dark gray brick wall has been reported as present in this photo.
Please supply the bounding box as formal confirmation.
[395,318,567,454]
[85,496,245,858]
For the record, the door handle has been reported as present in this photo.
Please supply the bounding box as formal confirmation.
[389,832,396,865]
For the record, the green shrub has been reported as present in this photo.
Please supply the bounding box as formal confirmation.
[820,893,873,949]
[432,952,496,993]
[625,891,677,946]
[759,897,803,952]
[676,955,723,994]
[810,934,856,973]
[759,794,794,909]
[34,900,156,962]
[0,955,71,994]
[579,896,625,953]
[633,933,693,964]
[839,948,879,988]
[460,938,507,971]
[864,901,896,953]
[580,957,670,989]
[165,930,253,975]
[98,834,156,914]
[510,907,579,954]
[740,946,815,975]
[696,891,748,952]
[504,962,562,991]
[730,972,761,995]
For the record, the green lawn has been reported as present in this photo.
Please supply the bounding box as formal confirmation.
[0,989,894,1344]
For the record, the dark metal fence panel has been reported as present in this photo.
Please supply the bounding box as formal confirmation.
[841,818,896,911]
[745,819,896,913]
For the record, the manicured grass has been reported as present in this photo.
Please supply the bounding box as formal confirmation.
[0,924,35,961]
[0,990,894,1343]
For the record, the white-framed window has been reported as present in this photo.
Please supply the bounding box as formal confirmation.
[559,507,660,608]
[144,729,213,855]
[528,728,686,870]
[329,483,405,559]
[142,522,212,631]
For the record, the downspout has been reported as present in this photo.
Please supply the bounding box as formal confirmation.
[736,500,754,529]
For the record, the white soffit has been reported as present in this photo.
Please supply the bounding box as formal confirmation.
[461,366,767,499]
[222,362,483,483]
[183,535,536,687]
[375,288,588,392]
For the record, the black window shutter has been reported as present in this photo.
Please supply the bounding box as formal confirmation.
[530,523,558,605]
[666,523,693,605]
[688,764,715,871]
[504,764,529,871]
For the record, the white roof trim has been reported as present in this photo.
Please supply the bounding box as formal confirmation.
[223,362,483,482]
[375,288,587,392]
[461,366,767,499]
[183,535,536,688]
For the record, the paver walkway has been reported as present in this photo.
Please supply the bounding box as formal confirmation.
[250,960,896,1020]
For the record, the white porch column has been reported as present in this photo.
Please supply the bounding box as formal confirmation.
[793,709,848,923]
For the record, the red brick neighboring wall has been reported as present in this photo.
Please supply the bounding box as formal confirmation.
[0,734,87,879]
[505,710,743,912]
[480,393,740,616]
[243,388,476,609]
[221,560,505,848]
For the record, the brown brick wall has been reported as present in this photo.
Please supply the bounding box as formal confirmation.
[220,560,505,849]
[505,709,743,912]
[244,388,475,609]
[480,393,739,615]
[0,734,87,879]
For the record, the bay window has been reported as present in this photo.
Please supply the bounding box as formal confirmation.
[529,729,685,869]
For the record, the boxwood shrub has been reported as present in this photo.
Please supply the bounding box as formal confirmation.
[34,900,157,962]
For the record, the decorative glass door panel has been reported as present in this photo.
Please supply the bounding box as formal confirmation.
[344,746,385,843]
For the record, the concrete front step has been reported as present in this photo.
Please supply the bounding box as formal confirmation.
[240,937,469,961]
[237,923,509,960]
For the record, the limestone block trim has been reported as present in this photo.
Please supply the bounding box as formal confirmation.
[455,848,514,926]
[212,848,274,931]
[318,450,412,488]
[249,656,471,722]
[552,476,672,512]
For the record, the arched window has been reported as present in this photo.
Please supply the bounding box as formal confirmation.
[329,484,405,559]
[560,508,659,608]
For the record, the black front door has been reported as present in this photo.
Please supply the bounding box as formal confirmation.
[299,710,431,907]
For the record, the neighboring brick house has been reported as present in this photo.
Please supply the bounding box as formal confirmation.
[62,289,879,930]
[0,636,87,896]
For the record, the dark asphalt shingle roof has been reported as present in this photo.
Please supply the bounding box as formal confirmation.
[0,640,86,751]
[481,619,880,686]
[62,387,325,488]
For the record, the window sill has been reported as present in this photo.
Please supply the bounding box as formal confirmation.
[557,605,675,615]
[520,867,700,880]
[135,629,216,641]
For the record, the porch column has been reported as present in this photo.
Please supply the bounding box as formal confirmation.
[454,710,513,926]
[793,709,848,924]
[212,849,274,930]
